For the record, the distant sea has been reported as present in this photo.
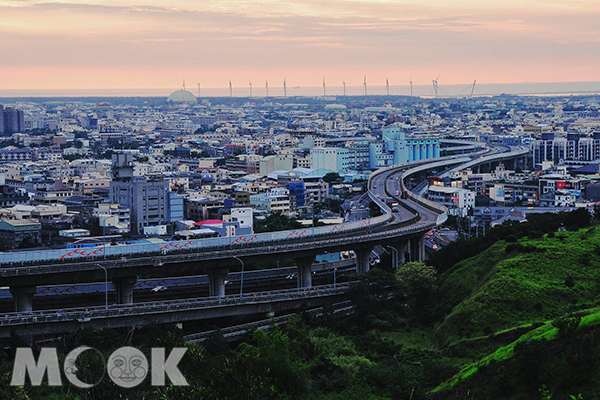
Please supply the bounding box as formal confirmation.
[2,82,600,98]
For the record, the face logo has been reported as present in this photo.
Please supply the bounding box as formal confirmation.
[107,347,148,388]
[63,346,105,389]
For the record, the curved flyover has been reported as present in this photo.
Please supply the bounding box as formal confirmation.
[0,143,530,314]
[0,142,534,338]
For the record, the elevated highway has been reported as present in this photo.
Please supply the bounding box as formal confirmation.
[438,146,530,178]
[0,141,531,341]
[0,285,349,339]
[0,159,449,314]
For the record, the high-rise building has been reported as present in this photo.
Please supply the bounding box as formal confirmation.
[532,132,600,165]
[0,105,4,136]
[109,152,171,234]
[2,107,24,134]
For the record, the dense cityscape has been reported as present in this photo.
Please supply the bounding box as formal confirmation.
[0,90,599,398]
[2,0,600,397]
[1,91,600,251]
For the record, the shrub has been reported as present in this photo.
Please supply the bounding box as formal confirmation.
[505,243,520,253]
[552,315,581,337]
[529,230,543,239]
[505,234,518,243]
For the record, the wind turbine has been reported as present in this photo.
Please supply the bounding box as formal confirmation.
[470,80,477,99]
[432,76,439,98]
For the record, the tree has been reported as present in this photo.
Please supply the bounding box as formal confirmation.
[396,262,438,322]
[564,208,591,230]
[18,237,35,249]
[323,172,341,184]
[254,212,303,233]
[397,262,437,299]
[369,201,382,217]
[0,237,12,251]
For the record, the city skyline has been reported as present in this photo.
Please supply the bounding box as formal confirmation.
[0,0,599,91]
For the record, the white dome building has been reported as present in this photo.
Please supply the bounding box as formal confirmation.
[167,81,197,103]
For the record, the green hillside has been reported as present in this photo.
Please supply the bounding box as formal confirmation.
[432,307,600,399]
[435,227,600,345]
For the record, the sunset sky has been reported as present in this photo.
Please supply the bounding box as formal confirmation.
[0,0,599,90]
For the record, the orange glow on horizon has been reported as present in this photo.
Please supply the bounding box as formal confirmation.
[0,0,598,90]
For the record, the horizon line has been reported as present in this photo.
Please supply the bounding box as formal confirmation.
[2,80,600,91]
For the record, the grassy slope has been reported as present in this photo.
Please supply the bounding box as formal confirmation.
[432,307,600,394]
[434,227,600,345]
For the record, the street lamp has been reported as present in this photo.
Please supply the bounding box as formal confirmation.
[312,204,316,239]
[233,256,244,299]
[385,245,398,271]
[95,264,108,312]
[334,267,337,289]
[103,221,106,260]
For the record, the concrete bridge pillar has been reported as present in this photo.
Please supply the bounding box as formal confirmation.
[112,276,137,305]
[355,248,372,275]
[207,268,229,298]
[295,256,315,288]
[10,285,36,313]
[396,240,408,265]
[409,236,425,262]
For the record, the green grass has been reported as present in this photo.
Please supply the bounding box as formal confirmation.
[432,307,600,393]
[434,227,600,344]
[379,329,436,350]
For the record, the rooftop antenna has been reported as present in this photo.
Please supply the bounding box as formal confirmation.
[343,78,346,96]
[249,81,252,97]
[283,77,287,97]
[410,77,413,97]
[432,76,439,99]
[470,79,477,99]
[386,78,389,96]
[323,76,326,96]
[363,75,367,96]
[229,80,233,98]
[265,79,269,98]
